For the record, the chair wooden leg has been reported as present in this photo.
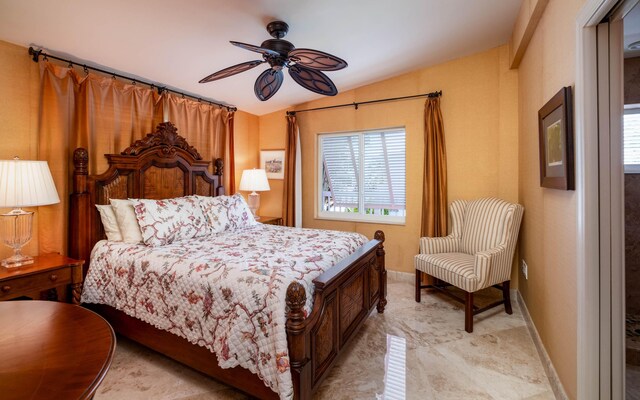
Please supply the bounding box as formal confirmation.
[465,291,473,333]
[415,270,422,302]
[503,280,513,315]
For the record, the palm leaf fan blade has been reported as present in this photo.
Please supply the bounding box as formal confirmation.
[288,48,347,71]
[230,41,280,57]
[254,69,284,101]
[288,65,338,96]
[199,60,264,83]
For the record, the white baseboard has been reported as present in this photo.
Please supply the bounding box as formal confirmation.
[517,291,569,400]
[387,270,414,283]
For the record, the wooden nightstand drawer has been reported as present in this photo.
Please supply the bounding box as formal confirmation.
[0,268,71,300]
[0,254,83,303]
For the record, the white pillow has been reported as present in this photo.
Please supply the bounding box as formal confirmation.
[109,198,144,244]
[130,196,210,246]
[198,193,257,233]
[95,204,123,241]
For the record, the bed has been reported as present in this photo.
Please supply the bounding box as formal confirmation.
[68,122,387,400]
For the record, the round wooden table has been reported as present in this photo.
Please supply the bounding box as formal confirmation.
[0,301,116,399]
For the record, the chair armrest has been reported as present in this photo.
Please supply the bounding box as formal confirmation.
[474,245,509,289]
[419,235,460,254]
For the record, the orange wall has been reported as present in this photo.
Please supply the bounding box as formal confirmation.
[255,112,286,218]
[257,45,519,274]
[515,0,586,397]
[0,40,41,259]
[233,110,260,193]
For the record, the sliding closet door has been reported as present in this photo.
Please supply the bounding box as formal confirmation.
[596,13,625,399]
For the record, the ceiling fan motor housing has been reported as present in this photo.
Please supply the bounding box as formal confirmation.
[261,39,295,71]
[266,21,289,39]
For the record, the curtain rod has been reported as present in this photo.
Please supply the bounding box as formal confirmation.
[28,47,237,112]
[286,90,442,116]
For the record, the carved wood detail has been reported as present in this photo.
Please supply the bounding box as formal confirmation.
[313,297,336,374]
[142,166,185,199]
[72,283,82,305]
[375,230,387,314]
[339,273,365,335]
[98,175,128,204]
[122,122,202,160]
[369,258,379,304]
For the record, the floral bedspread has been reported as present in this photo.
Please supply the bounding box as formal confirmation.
[81,224,367,399]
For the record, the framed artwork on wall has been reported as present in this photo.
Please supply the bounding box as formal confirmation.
[538,86,574,190]
[260,149,285,180]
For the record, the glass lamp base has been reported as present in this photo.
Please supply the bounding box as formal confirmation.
[1,210,34,268]
[1,254,34,268]
[248,192,261,220]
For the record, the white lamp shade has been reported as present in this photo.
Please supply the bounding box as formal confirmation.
[239,169,270,192]
[0,159,60,208]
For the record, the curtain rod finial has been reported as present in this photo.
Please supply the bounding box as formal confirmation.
[28,47,41,63]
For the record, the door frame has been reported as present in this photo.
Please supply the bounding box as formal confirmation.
[576,0,633,398]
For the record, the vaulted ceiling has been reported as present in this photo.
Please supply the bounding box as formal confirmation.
[0,0,522,115]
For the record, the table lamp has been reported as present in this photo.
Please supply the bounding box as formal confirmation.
[239,169,270,220]
[0,157,60,267]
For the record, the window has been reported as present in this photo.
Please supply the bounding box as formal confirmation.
[318,128,406,224]
[625,106,640,173]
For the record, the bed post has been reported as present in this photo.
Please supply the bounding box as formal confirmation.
[374,230,387,313]
[285,281,311,400]
[69,148,91,274]
[214,158,225,196]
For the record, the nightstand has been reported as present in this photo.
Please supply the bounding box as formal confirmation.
[0,254,84,304]
[257,216,283,225]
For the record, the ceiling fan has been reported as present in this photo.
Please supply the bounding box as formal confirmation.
[199,21,348,101]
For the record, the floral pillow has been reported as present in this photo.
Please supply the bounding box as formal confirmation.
[130,196,210,246]
[198,193,257,233]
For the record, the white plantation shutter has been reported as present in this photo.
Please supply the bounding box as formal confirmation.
[625,110,640,168]
[363,130,406,210]
[321,135,360,207]
[320,128,406,219]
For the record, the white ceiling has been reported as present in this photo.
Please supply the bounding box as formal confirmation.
[0,0,522,115]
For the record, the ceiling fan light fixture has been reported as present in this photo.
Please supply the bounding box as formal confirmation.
[199,21,347,101]
[629,40,640,50]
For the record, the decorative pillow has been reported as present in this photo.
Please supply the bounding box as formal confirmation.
[95,204,123,241]
[131,196,209,246]
[109,199,144,244]
[198,193,257,233]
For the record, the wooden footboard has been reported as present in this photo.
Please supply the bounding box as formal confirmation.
[84,232,386,400]
[286,230,386,399]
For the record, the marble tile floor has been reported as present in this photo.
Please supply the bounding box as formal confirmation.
[95,278,555,400]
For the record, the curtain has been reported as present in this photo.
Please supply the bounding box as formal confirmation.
[282,115,301,227]
[421,97,448,237]
[38,61,235,255]
[38,62,162,254]
[165,93,235,193]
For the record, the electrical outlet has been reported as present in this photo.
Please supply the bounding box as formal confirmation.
[521,259,528,280]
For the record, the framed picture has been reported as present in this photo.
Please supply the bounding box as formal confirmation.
[260,149,285,180]
[538,86,574,190]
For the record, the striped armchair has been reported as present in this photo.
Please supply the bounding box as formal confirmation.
[415,198,524,333]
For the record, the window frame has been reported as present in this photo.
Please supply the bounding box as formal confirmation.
[316,127,406,225]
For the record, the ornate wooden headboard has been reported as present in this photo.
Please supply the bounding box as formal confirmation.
[69,122,225,272]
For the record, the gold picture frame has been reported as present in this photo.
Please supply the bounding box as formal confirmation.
[260,149,285,180]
